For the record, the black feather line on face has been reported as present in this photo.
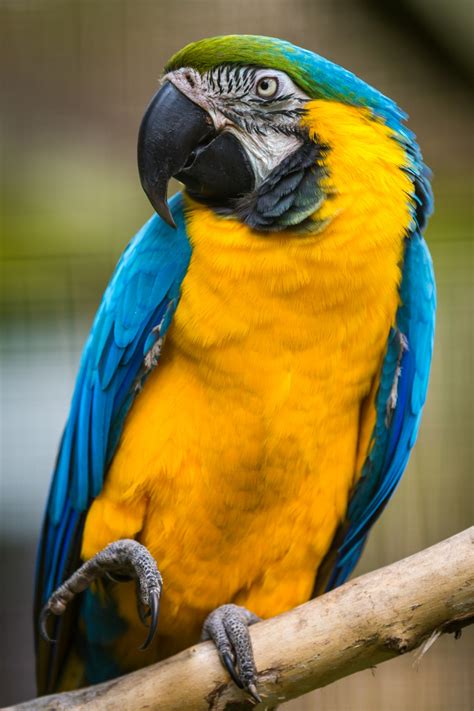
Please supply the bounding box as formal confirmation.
[219,105,307,137]
[206,64,305,110]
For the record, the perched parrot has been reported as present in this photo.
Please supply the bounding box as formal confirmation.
[35,35,436,700]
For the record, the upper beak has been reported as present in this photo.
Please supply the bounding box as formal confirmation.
[137,82,215,227]
[137,82,255,228]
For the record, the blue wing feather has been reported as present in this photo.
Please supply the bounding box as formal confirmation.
[35,194,191,691]
[326,164,436,590]
[326,233,436,589]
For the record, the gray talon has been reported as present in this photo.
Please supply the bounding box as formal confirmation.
[40,539,162,649]
[202,603,261,700]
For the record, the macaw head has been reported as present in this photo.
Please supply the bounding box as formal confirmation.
[138,35,424,233]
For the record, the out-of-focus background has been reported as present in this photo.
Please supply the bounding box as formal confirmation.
[0,0,472,708]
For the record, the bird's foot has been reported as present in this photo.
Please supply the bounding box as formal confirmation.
[40,538,162,649]
[202,603,262,703]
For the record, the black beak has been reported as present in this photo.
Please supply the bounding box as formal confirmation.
[137,82,254,227]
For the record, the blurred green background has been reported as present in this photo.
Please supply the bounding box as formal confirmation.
[0,1,472,708]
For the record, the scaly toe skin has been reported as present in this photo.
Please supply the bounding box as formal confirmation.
[202,603,262,702]
[40,539,163,649]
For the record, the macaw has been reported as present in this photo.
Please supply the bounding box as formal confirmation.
[34,35,436,701]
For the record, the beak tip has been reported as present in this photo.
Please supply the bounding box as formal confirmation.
[143,183,177,229]
[156,202,177,229]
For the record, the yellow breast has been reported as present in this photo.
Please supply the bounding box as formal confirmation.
[82,101,414,662]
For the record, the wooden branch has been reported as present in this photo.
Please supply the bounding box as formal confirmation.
[7,528,474,711]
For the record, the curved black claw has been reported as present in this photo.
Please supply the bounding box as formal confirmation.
[139,589,161,650]
[39,577,73,644]
[202,603,262,703]
[248,684,262,704]
[39,607,56,644]
[222,650,244,689]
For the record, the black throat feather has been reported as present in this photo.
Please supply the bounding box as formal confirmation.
[187,138,329,233]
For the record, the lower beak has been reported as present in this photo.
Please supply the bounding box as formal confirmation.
[137,82,254,227]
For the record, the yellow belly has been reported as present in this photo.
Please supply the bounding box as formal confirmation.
[81,100,413,670]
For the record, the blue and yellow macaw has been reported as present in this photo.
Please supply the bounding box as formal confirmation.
[35,35,436,700]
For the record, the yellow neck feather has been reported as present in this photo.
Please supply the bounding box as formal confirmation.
[176,101,413,355]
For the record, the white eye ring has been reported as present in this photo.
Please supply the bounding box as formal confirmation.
[256,76,279,99]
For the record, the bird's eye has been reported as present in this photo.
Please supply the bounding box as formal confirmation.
[256,76,279,99]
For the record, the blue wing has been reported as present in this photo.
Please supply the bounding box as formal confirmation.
[34,193,191,692]
[324,168,436,591]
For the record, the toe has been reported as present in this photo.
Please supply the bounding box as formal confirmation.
[202,604,261,700]
[222,609,259,694]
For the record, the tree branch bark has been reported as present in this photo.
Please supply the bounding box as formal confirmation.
[6,528,474,711]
